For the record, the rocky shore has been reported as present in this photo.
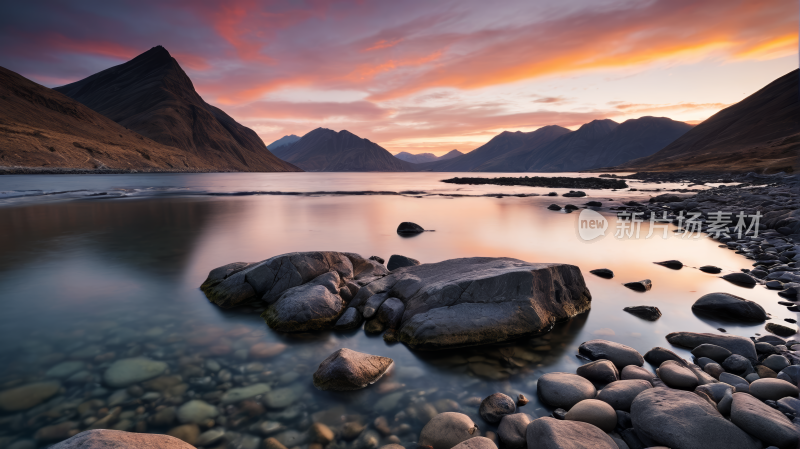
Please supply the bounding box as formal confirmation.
[440,176,628,189]
[0,166,232,175]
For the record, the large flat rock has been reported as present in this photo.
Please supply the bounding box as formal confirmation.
[349,257,591,350]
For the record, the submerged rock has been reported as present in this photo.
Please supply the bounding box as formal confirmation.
[50,430,194,449]
[0,381,61,412]
[691,292,768,322]
[623,279,652,292]
[104,358,167,388]
[387,255,420,271]
[623,305,661,321]
[546,204,561,211]
[312,348,393,391]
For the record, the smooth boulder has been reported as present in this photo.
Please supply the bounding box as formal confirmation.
[497,413,532,449]
[691,343,732,363]
[312,349,393,391]
[578,340,644,370]
[419,412,477,449]
[263,272,346,332]
[654,260,683,269]
[536,373,596,409]
[620,365,654,382]
[657,360,698,390]
[451,437,496,449]
[0,381,61,412]
[691,293,768,322]
[630,388,761,449]
[749,378,799,401]
[397,222,425,235]
[358,257,592,350]
[387,255,421,271]
[766,322,797,337]
[666,332,757,361]
[721,272,756,286]
[525,417,617,449]
[576,360,619,384]
[50,430,194,449]
[480,393,516,424]
[731,393,799,449]
[590,268,614,279]
[644,347,686,366]
[596,380,652,411]
[564,399,616,432]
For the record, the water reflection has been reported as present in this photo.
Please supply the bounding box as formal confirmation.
[0,173,791,448]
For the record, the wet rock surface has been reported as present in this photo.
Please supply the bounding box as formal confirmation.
[312,348,393,391]
[691,292,768,322]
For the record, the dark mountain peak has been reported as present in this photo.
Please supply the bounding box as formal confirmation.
[442,149,463,157]
[578,119,618,133]
[53,47,299,172]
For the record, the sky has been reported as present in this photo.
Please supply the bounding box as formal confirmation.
[1,0,797,156]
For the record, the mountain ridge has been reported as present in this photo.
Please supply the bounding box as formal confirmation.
[54,46,299,172]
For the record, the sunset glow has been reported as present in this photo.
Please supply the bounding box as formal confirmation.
[1,0,796,155]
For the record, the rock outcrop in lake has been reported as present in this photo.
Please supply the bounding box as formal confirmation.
[202,253,591,349]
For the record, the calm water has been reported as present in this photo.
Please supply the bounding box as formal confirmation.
[0,173,784,448]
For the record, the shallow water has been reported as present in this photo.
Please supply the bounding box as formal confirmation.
[0,173,786,448]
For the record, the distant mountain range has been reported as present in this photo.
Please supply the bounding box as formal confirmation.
[53,46,299,172]
[611,69,800,173]
[268,134,301,150]
[417,117,691,172]
[271,128,417,171]
[394,150,463,164]
[0,66,218,170]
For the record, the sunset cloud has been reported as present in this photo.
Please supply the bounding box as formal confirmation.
[0,0,794,154]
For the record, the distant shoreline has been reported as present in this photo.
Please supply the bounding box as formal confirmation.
[0,167,238,175]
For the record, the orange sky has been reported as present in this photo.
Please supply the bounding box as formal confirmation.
[2,0,797,155]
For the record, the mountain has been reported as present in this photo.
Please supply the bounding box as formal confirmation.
[521,117,691,172]
[273,128,418,171]
[422,125,571,171]
[521,119,619,171]
[0,66,217,170]
[268,134,300,150]
[613,69,800,173]
[395,152,438,163]
[394,149,464,164]
[54,46,299,172]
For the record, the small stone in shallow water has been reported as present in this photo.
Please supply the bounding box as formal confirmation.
[312,348,393,391]
[418,412,477,449]
[479,393,516,423]
[546,204,561,211]
[767,322,797,337]
[700,265,722,274]
[516,394,528,406]
[220,384,271,404]
[396,222,425,235]
[654,260,683,269]
[576,360,619,384]
[564,399,617,432]
[623,279,652,292]
[721,272,757,286]
[177,400,218,424]
[46,361,86,379]
[589,268,613,279]
[386,254,420,271]
[249,342,287,359]
[623,306,661,321]
[0,381,61,412]
[104,358,167,388]
[578,339,644,370]
[537,372,596,409]
[497,413,532,449]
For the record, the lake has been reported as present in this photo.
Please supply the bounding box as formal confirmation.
[0,173,783,448]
